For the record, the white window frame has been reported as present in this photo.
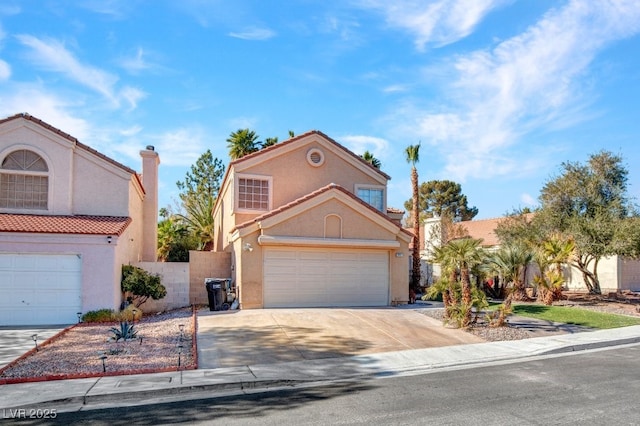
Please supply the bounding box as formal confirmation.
[0,149,50,212]
[234,173,273,213]
[355,184,386,212]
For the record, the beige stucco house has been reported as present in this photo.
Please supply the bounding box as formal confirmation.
[0,113,159,325]
[212,130,411,309]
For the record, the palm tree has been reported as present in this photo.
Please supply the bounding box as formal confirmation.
[405,143,421,292]
[534,235,575,304]
[361,150,381,169]
[176,193,216,251]
[227,129,260,159]
[486,244,534,325]
[443,238,485,327]
[262,136,278,148]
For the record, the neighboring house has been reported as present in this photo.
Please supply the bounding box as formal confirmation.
[423,215,640,293]
[0,113,159,325]
[212,130,411,309]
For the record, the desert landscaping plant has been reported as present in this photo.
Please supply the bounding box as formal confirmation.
[82,309,116,323]
[121,265,167,308]
[110,321,139,342]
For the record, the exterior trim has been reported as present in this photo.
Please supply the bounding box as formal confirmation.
[258,235,400,249]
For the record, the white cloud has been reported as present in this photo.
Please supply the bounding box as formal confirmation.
[17,35,118,101]
[0,86,91,141]
[383,0,640,182]
[228,27,275,41]
[358,0,506,49]
[120,125,143,137]
[119,86,146,111]
[119,47,150,74]
[119,47,166,75]
[16,35,145,110]
[340,134,390,158]
[0,59,10,80]
[520,193,537,207]
[382,84,408,93]
[123,127,207,167]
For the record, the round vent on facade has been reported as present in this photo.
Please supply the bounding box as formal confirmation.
[306,148,325,167]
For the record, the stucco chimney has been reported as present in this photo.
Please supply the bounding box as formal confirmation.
[140,146,160,261]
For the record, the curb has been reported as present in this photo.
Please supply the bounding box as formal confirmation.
[539,336,640,355]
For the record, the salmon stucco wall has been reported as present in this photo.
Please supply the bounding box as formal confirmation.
[188,251,232,306]
[265,199,397,241]
[233,235,263,309]
[389,241,410,304]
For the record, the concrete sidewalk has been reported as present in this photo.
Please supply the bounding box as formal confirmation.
[2,325,640,413]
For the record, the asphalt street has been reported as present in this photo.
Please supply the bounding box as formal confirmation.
[11,343,639,426]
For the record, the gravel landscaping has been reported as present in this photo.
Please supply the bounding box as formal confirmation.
[0,308,195,383]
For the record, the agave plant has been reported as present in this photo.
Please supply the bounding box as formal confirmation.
[110,321,138,342]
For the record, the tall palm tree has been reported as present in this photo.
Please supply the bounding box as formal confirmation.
[405,143,421,292]
[227,129,260,159]
[361,150,381,169]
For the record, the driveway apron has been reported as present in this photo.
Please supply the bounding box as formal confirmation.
[197,308,484,369]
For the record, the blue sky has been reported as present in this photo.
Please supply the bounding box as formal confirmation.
[1,0,639,219]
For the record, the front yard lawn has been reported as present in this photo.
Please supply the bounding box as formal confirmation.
[511,304,640,329]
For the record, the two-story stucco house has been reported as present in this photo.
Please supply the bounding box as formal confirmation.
[0,113,159,326]
[212,130,411,309]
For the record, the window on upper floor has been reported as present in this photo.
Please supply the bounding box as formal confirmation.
[0,149,49,210]
[356,185,384,212]
[236,175,271,212]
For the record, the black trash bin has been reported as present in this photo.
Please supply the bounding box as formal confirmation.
[204,278,226,311]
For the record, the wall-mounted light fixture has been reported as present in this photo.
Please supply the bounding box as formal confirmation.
[107,236,112,244]
[243,243,253,252]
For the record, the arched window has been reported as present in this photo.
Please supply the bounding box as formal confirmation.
[0,149,49,210]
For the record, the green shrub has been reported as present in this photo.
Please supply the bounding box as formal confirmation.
[121,265,167,308]
[82,309,115,323]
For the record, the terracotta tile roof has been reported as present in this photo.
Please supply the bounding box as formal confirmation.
[0,113,137,175]
[459,213,535,247]
[459,217,502,247]
[386,207,404,215]
[233,183,411,237]
[0,213,131,236]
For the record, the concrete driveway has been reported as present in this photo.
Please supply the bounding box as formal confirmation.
[197,307,484,369]
[0,326,67,369]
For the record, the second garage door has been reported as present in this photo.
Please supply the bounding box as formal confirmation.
[263,248,389,308]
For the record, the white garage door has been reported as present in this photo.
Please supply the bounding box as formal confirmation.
[263,248,389,308]
[0,253,82,326]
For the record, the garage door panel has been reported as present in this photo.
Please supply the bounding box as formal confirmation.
[0,253,82,326]
[263,248,389,308]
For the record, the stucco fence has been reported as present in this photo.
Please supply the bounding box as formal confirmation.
[134,251,232,313]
